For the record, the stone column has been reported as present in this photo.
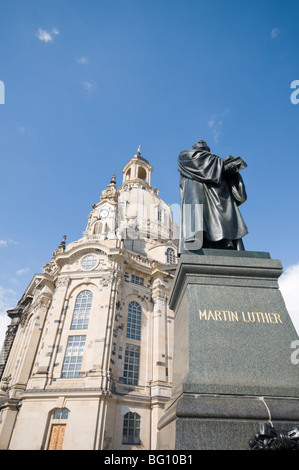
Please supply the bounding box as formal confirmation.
[151,281,168,384]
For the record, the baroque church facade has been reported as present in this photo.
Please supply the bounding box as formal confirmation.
[0,150,178,450]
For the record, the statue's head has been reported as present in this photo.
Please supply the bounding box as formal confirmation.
[192,140,210,152]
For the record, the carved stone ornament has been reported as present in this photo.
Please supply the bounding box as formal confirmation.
[152,295,166,308]
[43,260,57,275]
[249,423,299,450]
[0,375,11,393]
[55,276,71,292]
[20,311,30,327]
[34,293,52,312]
[6,323,18,338]
[100,175,117,201]
[0,375,12,399]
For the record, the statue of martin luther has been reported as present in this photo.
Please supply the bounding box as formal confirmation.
[178,139,248,253]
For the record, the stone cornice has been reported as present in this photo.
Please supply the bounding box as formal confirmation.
[53,241,119,266]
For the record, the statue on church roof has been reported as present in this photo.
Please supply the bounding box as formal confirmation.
[178,139,248,253]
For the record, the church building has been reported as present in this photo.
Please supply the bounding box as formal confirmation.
[0,149,178,450]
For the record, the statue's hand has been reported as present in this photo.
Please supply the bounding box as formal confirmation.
[224,162,238,174]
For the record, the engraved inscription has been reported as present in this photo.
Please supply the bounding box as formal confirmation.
[198,309,283,325]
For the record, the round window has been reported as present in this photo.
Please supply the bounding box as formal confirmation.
[81,254,98,271]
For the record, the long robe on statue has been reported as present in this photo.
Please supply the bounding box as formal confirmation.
[178,147,248,253]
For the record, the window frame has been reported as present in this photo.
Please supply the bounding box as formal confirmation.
[157,206,163,222]
[70,290,93,330]
[81,254,98,271]
[53,408,69,420]
[131,274,144,286]
[166,247,176,264]
[126,301,141,341]
[61,335,86,378]
[123,343,140,386]
[122,412,141,445]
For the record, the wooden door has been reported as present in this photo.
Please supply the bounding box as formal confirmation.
[48,424,66,450]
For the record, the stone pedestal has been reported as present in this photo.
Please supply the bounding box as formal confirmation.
[157,250,299,450]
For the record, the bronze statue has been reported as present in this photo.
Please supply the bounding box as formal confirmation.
[178,140,248,253]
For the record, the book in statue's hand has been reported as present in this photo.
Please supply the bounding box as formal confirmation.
[223,155,247,172]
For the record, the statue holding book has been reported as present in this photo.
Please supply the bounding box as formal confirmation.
[178,139,248,253]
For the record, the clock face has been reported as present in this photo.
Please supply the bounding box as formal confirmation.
[100,209,109,218]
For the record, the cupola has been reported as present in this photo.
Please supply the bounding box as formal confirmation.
[121,146,153,188]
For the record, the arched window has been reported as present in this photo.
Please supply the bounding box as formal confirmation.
[126,301,141,340]
[53,408,69,420]
[166,247,176,264]
[137,166,146,181]
[71,290,93,330]
[122,412,141,445]
[93,222,102,235]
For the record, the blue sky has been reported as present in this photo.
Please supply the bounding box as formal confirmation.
[1,0,299,345]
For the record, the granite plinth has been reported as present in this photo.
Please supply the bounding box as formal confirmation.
[157,250,299,450]
[157,393,299,450]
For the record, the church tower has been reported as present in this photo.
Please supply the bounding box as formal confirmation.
[0,149,178,450]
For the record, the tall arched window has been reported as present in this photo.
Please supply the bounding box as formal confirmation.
[93,222,102,235]
[122,412,141,445]
[126,301,141,340]
[137,166,146,181]
[166,247,176,264]
[71,290,93,330]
